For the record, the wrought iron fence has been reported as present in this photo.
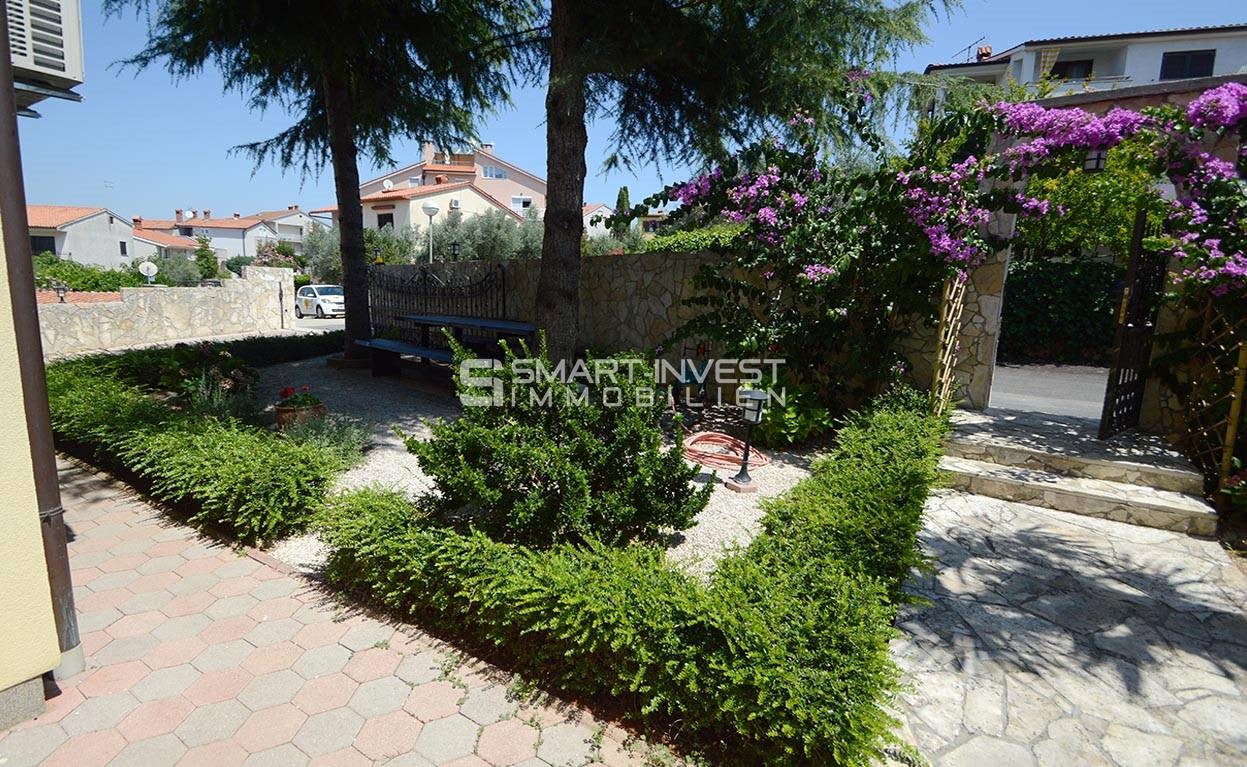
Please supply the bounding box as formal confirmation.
[368,264,506,336]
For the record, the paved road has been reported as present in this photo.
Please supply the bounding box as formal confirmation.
[990,364,1109,420]
[292,316,345,333]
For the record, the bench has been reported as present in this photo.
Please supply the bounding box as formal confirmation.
[354,338,453,376]
[363,264,535,378]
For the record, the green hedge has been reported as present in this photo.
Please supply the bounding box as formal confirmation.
[45,333,352,543]
[34,252,145,291]
[641,222,744,253]
[998,258,1124,365]
[319,398,945,764]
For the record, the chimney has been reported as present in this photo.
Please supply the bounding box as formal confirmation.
[132,216,143,228]
[189,210,198,220]
[175,209,184,223]
[288,204,299,211]
[233,212,241,219]
[976,45,993,62]
[479,142,494,154]
[203,209,212,219]
[421,140,436,164]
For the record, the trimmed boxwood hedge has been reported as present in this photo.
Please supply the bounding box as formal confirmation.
[998,258,1124,365]
[318,398,945,765]
[45,332,350,543]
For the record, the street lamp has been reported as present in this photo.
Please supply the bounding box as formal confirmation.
[728,389,768,492]
[450,241,461,260]
[421,201,440,263]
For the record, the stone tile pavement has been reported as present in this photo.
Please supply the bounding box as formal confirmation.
[0,460,673,767]
[894,490,1247,767]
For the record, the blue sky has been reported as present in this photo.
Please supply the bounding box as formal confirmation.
[16,1,1245,220]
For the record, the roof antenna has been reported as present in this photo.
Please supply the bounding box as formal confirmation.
[950,35,988,63]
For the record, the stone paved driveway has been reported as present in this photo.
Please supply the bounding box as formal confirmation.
[894,490,1247,766]
[0,460,666,767]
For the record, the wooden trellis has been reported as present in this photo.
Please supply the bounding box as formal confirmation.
[1182,300,1247,492]
[930,275,969,416]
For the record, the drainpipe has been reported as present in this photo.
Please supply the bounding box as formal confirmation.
[0,14,83,678]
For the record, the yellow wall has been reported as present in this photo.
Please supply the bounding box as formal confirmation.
[0,207,61,691]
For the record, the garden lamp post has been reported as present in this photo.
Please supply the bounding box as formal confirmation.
[450,241,461,260]
[421,201,439,263]
[53,281,67,303]
[728,389,768,492]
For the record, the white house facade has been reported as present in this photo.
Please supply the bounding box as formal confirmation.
[926,23,1247,97]
[131,227,199,261]
[27,205,134,269]
[313,142,547,231]
[248,206,316,253]
[138,210,279,262]
[582,204,614,236]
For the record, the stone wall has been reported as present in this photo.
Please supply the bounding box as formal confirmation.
[39,267,295,359]
[382,251,724,354]
[898,210,1016,410]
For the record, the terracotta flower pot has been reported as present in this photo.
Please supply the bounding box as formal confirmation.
[275,402,326,429]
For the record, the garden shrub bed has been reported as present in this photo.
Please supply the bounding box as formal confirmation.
[319,397,945,765]
[45,332,354,543]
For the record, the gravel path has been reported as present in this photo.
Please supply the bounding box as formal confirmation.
[257,358,817,576]
[666,448,815,576]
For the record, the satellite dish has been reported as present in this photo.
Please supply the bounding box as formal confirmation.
[138,261,158,277]
[382,179,394,191]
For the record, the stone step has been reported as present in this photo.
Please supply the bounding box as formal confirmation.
[948,408,1205,494]
[939,455,1218,537]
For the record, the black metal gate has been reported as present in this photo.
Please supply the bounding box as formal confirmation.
[1098,208,1167,439]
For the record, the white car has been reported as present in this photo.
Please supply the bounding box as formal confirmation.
[295,284,345,318]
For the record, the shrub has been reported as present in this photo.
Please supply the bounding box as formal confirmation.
[224,255,253,275]
[403,338,709,546]
[281,415,372,467]
[998,257,1124,365]
[45,333,358,543]
[118,418,345,541]
[150,252,203,286]
[194,237,219,279]
[33,252,145,291]
[320,397,945,764]
[641,222,745,253]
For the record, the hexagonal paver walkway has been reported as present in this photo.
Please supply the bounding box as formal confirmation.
[0,459,668,767]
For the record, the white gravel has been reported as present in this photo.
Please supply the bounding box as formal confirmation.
[666,447,817,577]
[258,358,819,577]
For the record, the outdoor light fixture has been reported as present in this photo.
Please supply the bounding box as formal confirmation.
[729,389,769,490]
[1083,149,1107,172]
[53,281,67,303]
[450,241,461,259]
[421,201,440,263]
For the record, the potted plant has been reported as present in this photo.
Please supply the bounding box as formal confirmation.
[275,385,326,428]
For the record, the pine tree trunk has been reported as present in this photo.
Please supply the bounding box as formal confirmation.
[323,69,370,359]
[535,0,587,362]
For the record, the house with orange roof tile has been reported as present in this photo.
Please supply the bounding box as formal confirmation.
[247,205,318,254]
[130,220,199,261]
[27,205,136,269]
[582,203,615,236]
[312,142,547,232]
[136,209,280,263]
